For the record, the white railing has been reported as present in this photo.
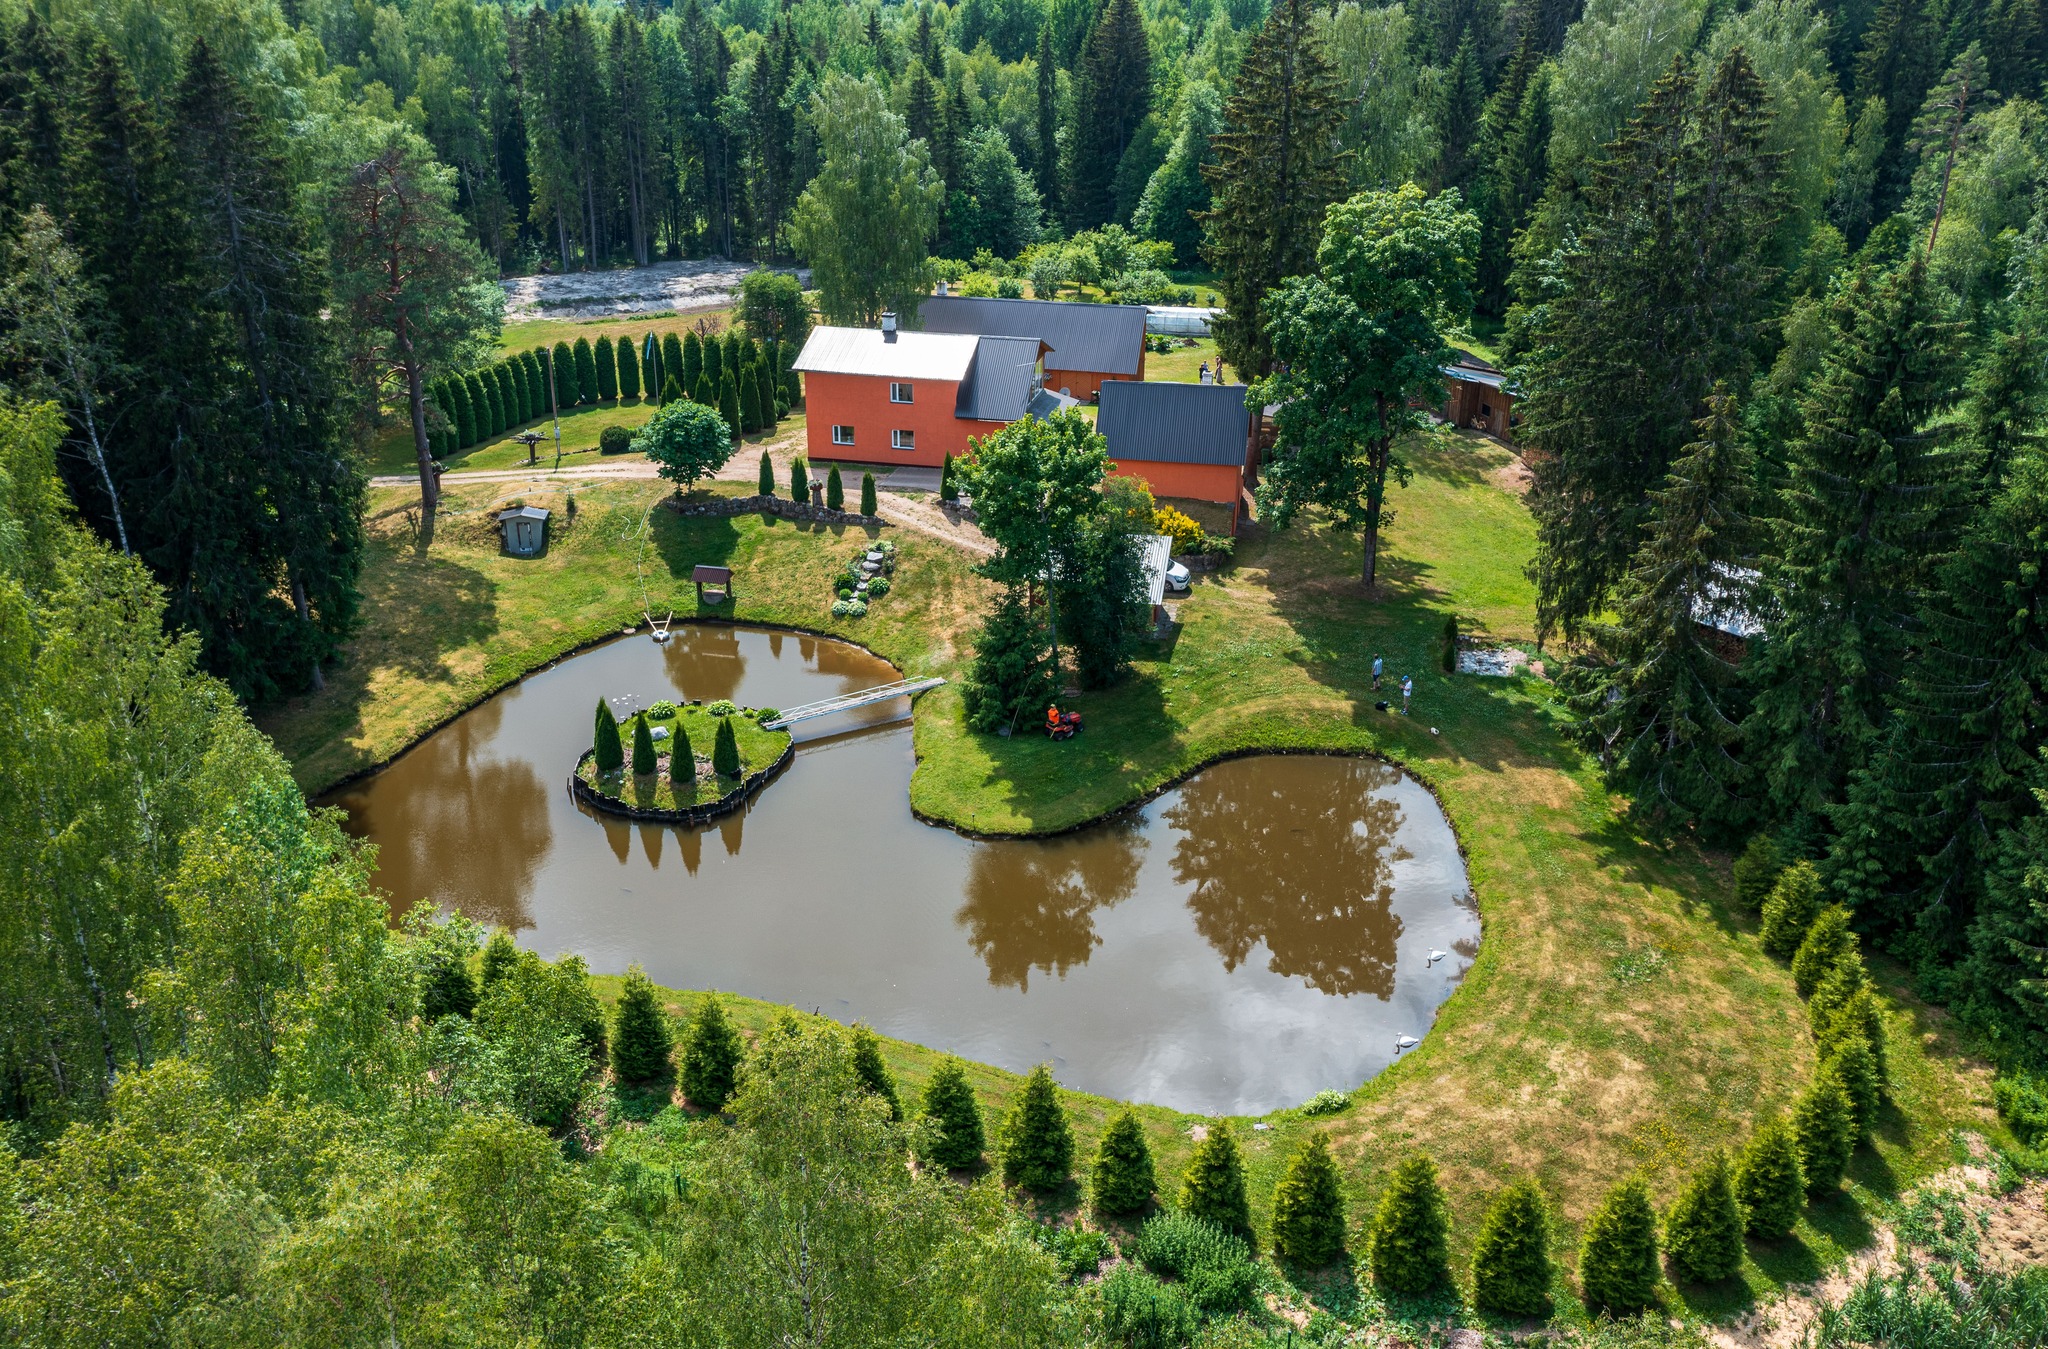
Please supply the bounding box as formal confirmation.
[760,677,946,730]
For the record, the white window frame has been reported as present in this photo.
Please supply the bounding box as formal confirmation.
[889,382,914,404]
[891,429,915,451]
[831,424,855,446]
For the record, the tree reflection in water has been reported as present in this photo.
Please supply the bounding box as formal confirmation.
[956,819,1148,990]
[1165,757,1408,998]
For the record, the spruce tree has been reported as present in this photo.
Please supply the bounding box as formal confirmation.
[1368,1153,1451,1296]
[1091,1109,1157,1215]
[1795,1061,1860,1195]
[1808,953,1870,1040]
[1200,0,1349,377]
[572,337,597,405]
[961,585,1055,732]
[849,1022,902,1120]
[1745,259,1969,817]
[594,697,624,772]
[617,334,641,400]
[1827,985,1889,1084]
[1519,50,1784,643]
[1791,906,1856,996]
[668,719,694,788]
[1760,861,1826,959]
[1271,1131,1348,1266]
[1664,1152,1744,1283]
[712,715,741,777]
[594,332,618,401]
[631,712,655,776]
[1850,0,1946,224]
[919,1056,986,1168]
[759,451,775,496]
[1179,1129,1254,1246]
[1557,387,1755,828]
[1471,1177,1554,1316]
[1577,1176,1661,1314]
[718,370,741,439]
[1824,1032,1882,1136]
[480,926,520,989]
[1000,1062,1075,1191]
[417,933,478,1022]
[1733,1119,1807,1239]
[1734,834,1787,912]
[860,471,878,516]
[790,455,809,504]
[1432,31,1486,195]
[553,340,578,405]
[1035,22,1061,210]
[825,463,844,510]
[1068,0,1152,229]
[610,965,673,1084]
[681,994,744,1111]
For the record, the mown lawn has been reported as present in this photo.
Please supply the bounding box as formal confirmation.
[579,704,790,811]
[266,428,2008,1325]
[498,305,737,357]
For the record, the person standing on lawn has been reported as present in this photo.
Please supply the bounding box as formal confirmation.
[1401,674,1413,715]
[1372,654,1383,689]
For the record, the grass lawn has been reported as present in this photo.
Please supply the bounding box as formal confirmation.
[265,426,2010,1326]
[367,400,809,477]
[579,706,790,811]
[498,306,738,357]
[1144,336,1229,385]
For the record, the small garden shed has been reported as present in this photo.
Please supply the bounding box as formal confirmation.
[497,505,549,557]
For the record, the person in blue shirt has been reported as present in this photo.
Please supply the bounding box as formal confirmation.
[1372,654,1383,689]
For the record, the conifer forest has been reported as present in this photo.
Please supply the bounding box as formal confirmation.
[4,0,2048,1343]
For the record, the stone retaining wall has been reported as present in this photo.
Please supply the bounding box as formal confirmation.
[569,739,796,826]
[661,493,881,527]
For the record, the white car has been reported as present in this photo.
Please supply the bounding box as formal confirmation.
[1164,560,1192,592]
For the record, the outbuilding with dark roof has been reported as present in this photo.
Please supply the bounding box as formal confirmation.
[917,294,1148,402]
[1096,379,1252,517]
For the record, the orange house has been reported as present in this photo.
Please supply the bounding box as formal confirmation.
[1097,379,1253,525]
[791,318,1074,468]
[917,294,1147,403]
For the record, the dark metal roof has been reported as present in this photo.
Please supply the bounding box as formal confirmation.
[954,336,1046,422]
[1097,380,1252,466]
[918,295,1147,376]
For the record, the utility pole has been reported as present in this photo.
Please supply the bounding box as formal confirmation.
[548,345,564,470]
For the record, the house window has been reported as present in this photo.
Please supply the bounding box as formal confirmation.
[889,382,914,403]
[832,425,855,446]
[891,429,915,451]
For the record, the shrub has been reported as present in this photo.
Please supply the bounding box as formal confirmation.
[593,698,624,773]
[866,577,890,598]
[1995,1071,2048,1147]
[711,716,741,778]
[1471,1176,1554,1316]
[826,463,844,510]
[594,335,618,400]
[759,451,774,496]
[1825,1031,1882,1137]
[648,700,677,719]
[572,337,598,404]
[680,995,743,1111]
[860,471,877,515]
[1031,1223,1113,1280]
[599,424,633,455]
[1271,1131,1347,1266]
[1299,1089,1350,1116]
[1665,1151,1744,1283]
[1760,861,1826,959]
[1795,1060,1859,1195]
[1577,1175,1661,1314]
[1153,504,1204,553]
[1199,533,1234,558]
[1000,1063,1074,1191]
[789,454,809,504]
[1091,1109,1156,1215]
[610,965,673,1084]
[631,713,656,776]
[1178,1129,1253,1246]
[1136,1210,1259,1313]
[1368,1153,1451,1296]
[617,334,640,399]
[667,720,694,787]
[1808,954,1869,1038]
[1792,905,1856,997]
[1733,834,1786,911]
[1099,1265,1196,1349]
[1734,1118,1807,1239]
[480,926,520,989]
[848,1022,901,1120]
[1442,612,1459,673]
[707,699,738,715]
[940,451,957,501]
[917,1056,985,1169]
[411,910,479,1022]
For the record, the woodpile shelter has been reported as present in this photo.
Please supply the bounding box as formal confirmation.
[1440,351,1518,441]
[1096,379,1254,527]
[496,505,549,557]
[916,294,1148,403]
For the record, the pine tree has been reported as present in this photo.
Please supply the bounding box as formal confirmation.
[712,715,740,777]
[961,585,1055,732]
[681,994,744,1111]
[1368,1153,1451,1296]
[1734,1119,1806,1239]
[1519,51,1784,644]
[1200,0,1350,377]
[1091,1109,1156,1215]
[1557,387,1755,829]
[919,1056,987,1168]
[572,337,598,405]
[1795,1060,1860,1194]
[553,340,578,405]
[849,1022,902,1119]
[790,455,809,504]
[594,697,624,772]
[1665,1152,1744,1283]
[480,926,521,989]
[1792,906,1856,996]
[1271,1131,1348,1266]
[668,718,694,788]
[1745,259,1969,818]
[1035,22,1060,210]
[1577,1176,1661,1314]
[1000,1063,1075,1191]
[1179,1129,1254,1246]
[631,712,656,775]
[758,451,775,496]
[1760,861,1826,959]
[1433,30,1486,195]
[1068,0,1152,229]
[610,965,673,1084]
[825,463,844,510]
[1471,1177,1554,1316]
[860,472,878,516]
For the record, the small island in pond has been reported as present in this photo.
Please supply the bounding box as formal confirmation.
[573,700,794,823]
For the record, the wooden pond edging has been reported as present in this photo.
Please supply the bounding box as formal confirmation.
[568,738,796,826]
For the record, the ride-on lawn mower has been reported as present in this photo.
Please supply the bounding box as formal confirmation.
[1045,705,1084,740]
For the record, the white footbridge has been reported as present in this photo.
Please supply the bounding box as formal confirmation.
[760,677,946,731]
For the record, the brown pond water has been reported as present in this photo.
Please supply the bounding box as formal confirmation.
[329,626,1478,1115]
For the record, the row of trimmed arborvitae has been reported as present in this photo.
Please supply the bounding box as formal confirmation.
[590,701,738,785]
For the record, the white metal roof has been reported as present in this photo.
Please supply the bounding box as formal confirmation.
[1138,534,1174,606]
[791,326,980,381]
